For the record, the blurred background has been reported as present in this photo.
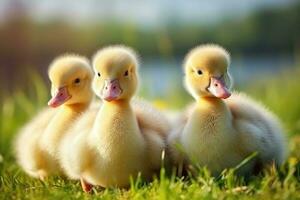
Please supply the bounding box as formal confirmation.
[0,0,300,137]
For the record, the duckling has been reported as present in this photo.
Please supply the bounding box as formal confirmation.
[168,44,286,175]
[15,55,93,179]
[59,46,170,191]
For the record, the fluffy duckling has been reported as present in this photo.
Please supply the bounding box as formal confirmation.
[59,46,170,191]
[15,55,93,179]
[168,44,286,175]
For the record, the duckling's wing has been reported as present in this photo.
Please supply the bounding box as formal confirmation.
[175,103,196,126]
[20,107,57,135]
[132,98,171,138]
[15,107,57,151]
[14,107,57,175]
[225,92,286,165]
[225,92,281,132]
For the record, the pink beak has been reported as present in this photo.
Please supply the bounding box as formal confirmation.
[101,79,122,102]
[48,87,71,108]
[207,76,231,99]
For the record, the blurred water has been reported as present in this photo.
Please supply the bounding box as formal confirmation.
[140,55,295,98]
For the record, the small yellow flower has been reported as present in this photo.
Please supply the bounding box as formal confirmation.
[288,157,298,166]
[152,99,168,110]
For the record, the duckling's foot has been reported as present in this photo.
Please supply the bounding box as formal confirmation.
[80,178,93,193]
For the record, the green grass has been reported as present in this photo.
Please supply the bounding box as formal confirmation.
[1,69,300,199]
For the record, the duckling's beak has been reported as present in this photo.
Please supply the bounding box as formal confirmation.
[48,87,71,108]
[207,76,231,99]
[102,79,122,102]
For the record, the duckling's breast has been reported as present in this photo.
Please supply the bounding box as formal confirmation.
[181,108,241,172]
[85,105,149,187]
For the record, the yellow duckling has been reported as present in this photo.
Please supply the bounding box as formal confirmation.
[15,55,93,179]
[168,44,286,175]
[59,46,170,192]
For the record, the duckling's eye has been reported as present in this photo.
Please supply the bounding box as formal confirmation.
[124,70,129,76]
[97,72,101,77]
[197,70,203,75]
[74,78,81,84]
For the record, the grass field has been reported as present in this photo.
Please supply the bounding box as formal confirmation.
[1,67,300,199]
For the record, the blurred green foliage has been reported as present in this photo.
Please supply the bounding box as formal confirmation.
[1,1,299,93]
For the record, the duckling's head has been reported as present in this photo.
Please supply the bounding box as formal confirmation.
[92,45,139,102]
[48,55,93,108]
[183,44,232,100]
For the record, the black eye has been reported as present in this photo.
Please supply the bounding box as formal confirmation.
[74,78,80,84]
[97,72,101,77]
[197,70,203,75]
[124,70,129,76]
